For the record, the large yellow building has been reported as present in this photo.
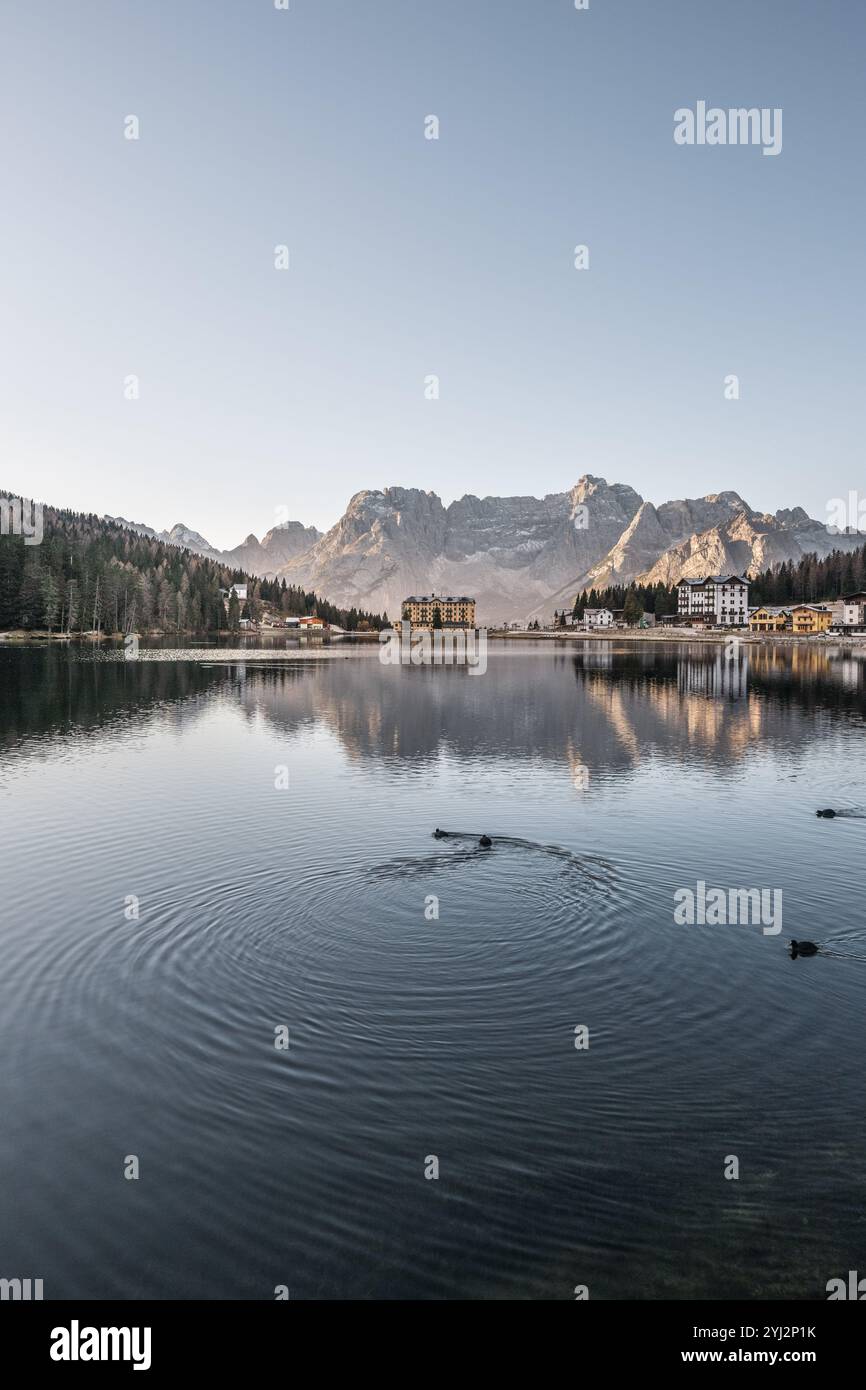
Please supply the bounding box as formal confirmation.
[790,604,832,635]
[749,606,790,632]
[402,594,476,630]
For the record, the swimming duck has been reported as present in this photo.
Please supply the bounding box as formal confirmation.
[479,834,492,848]
[433,828,446,839]
[816,808,837,818]
[789,939,820,958]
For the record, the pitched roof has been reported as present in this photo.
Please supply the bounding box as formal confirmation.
[403,594,474,603]
[677,574,749,587]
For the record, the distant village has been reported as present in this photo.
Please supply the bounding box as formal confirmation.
[396,579,866,638]
[222,576,866,640]
[553,572,866,636]
[552,576,866,636]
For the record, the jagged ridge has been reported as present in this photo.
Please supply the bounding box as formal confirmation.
[111,478,864,625]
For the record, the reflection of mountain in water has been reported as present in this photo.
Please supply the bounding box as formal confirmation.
[229,643,866,775]
[3,643,865,780]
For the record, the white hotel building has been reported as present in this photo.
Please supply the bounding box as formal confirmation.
[677,575,750,627]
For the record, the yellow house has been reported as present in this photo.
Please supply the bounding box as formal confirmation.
[749,606,790,632]
[790,604,832,635]
[401,594,476,630]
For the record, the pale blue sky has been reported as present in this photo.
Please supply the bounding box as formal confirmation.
[1,0,863,548]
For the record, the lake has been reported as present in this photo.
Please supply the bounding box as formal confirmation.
[1,638,864,1299]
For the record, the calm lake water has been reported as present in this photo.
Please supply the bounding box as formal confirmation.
[1,638,865,1300]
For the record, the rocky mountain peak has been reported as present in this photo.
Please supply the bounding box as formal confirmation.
[110,478,865,624]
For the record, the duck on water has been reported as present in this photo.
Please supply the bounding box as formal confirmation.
[431,834,847,964]
[434,828,492,848]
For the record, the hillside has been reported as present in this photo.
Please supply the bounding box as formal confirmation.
[0,502,385,634]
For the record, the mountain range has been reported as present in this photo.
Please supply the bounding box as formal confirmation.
[105,516,323,575]
[109,477,863,624]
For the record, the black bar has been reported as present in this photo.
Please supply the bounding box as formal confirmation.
[2,1300,860,1375]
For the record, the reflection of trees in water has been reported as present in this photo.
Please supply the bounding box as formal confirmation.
[0,647,227,750]
[232,645,866,772]
[4,644,864,776]
[572,644,865,707]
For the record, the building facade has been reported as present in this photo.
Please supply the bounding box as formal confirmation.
[402,594,476,629]
[677,575,749,626]
[790,604,832,635]
[749,606,790,632]
[841,592,866,627]
[584,607,613,629]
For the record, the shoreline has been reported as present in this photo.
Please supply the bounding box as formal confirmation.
[485,628,866,647]
[4,627,866,650]
[0,629,381,643]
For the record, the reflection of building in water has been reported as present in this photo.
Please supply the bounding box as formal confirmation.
[677,648,749,700]
[223,640,862,774]
[747,643,834,683]
[839,658,860,691]
[580,659,761,759]
[574,640,614,668]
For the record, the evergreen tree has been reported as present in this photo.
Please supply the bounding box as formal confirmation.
[0,535,23,627]
[228,591,241,631]
[18,552,43,628]
[65,579,79,634]
[41,571,60,632]
[623,589,643,625]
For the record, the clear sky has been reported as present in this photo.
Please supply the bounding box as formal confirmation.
[1,0,863,549]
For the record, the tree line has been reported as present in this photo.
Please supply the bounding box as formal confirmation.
[570,581,679,623]
[748,543,866,606]
[569,539,866,623]
[0,503,388,634]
